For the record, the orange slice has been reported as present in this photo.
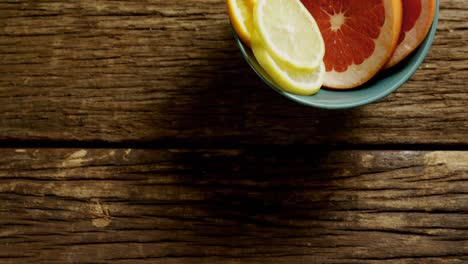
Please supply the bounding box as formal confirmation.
[227,0,255,47]
[386,0,437,68]
[301,0,403,89]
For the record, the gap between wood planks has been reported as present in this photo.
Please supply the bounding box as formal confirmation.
[0,141,466,151]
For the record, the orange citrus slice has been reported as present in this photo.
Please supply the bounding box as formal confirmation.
[227,0,255,47]
[386,0,437,68]
[301,0,403,89]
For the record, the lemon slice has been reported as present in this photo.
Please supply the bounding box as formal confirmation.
[252,31,324,96]
[254,0,325,70]
[227,0,255,47]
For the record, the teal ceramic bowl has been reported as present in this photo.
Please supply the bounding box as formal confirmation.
[233,1,439,109]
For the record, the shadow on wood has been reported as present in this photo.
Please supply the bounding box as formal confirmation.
[164,31,359,146]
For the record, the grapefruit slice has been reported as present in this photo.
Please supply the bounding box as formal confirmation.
[301,0,403,89]
[386,0,437,68]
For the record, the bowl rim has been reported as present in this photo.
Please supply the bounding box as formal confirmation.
[233,0,440,109]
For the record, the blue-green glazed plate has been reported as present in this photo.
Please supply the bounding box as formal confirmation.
[233,0,439,109]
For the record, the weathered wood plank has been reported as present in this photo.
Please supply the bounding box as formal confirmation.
[0,149,466,263]
[0,0,466,145]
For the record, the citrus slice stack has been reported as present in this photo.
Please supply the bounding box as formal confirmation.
[301,0,403,89]
[251,0,325,95]
[227,0,255,47]
[386,0,437,68]
[251,32,325,95]
[254,0,325,70]
[228,0,326,95]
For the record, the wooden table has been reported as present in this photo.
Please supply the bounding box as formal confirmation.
[0,0,467,263]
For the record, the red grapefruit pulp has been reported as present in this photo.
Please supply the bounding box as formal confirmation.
[386,0,436,68]
[301,0,403,89]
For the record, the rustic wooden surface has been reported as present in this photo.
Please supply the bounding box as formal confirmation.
[0,0,467,263]
[0,0,466,145]
[0,149,466,263]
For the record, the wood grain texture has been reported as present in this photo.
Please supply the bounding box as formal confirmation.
[0,149,466,263]
[0,0,466,145]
